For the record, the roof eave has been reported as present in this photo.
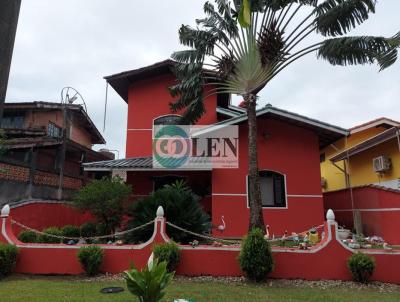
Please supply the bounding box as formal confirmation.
[330,127,399,162]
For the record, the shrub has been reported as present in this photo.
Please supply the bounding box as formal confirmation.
[38,227,63,244]
[77,245,104,276]
[238,228,274,282]
[18,230,38,243]
[125,260,174,302]
[80,222,97,238]
[0,244,19,278]
[347,252,375,283]
[125,182,210,244]
[61,225,80,243]
[72,176,132,234]
[153,242,181,272]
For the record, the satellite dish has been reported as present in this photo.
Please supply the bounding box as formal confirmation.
[61,87,87,112]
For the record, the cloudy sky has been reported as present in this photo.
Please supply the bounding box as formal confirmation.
[7,1,400,157]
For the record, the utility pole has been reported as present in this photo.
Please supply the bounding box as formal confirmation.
[0,0,22,120]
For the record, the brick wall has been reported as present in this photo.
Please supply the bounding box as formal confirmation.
[63,176,83,190]
[34,171,59,187]
[0,163,29,182]
[0,162,82,190]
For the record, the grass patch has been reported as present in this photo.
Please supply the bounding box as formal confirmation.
[0,275,399,302]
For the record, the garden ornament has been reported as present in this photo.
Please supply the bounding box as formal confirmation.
[264,225,270,240]
[77,238,87,244]
[190,240,199,248]
[309,228,319,244]
[1,204,10,217]
[217,215,226,232]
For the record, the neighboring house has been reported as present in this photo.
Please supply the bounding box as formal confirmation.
[321,118,400,243]
[84,60,347,238]
[0,101,112,204]
[321,117,400,191]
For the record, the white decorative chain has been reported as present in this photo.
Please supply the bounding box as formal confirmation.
[11,219,155,241]
[166,222,241,245]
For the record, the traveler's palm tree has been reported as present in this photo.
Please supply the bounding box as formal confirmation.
[169,0,400,232]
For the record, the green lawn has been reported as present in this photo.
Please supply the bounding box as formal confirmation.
[0,275,399,302]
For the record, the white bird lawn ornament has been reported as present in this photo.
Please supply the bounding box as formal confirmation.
[264,225,270,240]
[217,216,226,232]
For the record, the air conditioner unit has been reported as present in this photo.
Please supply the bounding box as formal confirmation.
[373,156,392,173]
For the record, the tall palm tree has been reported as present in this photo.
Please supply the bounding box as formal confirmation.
[169,0,400,232]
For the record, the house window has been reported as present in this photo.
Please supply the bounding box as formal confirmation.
[248,171,287,208]
[0,115,24,129]
[153,115,181,126]
[47,122,61,138]
[153,175,186,191]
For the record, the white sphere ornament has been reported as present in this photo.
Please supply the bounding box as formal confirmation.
[1,204,10,218]
[156,206,164,218]
[326,209,335,222]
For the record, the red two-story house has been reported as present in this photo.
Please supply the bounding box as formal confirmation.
[84,60,348,238]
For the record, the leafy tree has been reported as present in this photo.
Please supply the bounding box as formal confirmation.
[72,177,132,234]
[125,181,210,244]
[169,0,400,232]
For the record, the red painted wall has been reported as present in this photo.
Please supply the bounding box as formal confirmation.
[11,202,93,235]
[212,118,324,237]
[125,74,218,157]
[324,187,400,244]
[2,214,400,284]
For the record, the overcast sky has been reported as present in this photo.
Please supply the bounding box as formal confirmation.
[6,1,400,157]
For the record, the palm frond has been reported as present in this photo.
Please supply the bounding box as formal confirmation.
[171,50,204,64]
[315,0,376,36]
[376,32,400,71]
[265,0,318,11]
[317,35,397,69]
[200,1,239,39]
[169,62,208,123]
[178,25,217,56]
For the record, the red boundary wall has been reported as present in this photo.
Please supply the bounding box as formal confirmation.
[324,186,400,244]
[1,205,400,284]
[10,201,93,236]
